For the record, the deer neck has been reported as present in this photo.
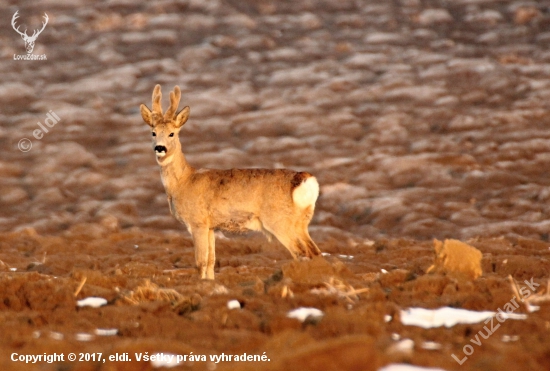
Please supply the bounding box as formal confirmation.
[158,143,194,195]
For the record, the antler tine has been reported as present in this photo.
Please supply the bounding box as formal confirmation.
[164,86,181,119]
[34,13,48,36]
[11,11,28,37]
[152,84,163,115]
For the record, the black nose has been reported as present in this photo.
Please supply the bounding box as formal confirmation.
[155,145,167,153]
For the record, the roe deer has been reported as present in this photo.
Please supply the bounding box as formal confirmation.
[140,85,321,279]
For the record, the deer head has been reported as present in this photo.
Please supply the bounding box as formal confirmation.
[140,85,190,165]
[11,11,48,54]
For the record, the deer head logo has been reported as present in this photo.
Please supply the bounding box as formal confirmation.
[11,11,48,54]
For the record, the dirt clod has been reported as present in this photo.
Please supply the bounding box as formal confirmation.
[427,239,483,280]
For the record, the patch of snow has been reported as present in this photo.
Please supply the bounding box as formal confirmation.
[287,307,324,322]
[150,353,179,368]
[75,333,94,341]
[501,335,519,342]
[314,157,356,169]
[338,254,354,259]
[391,338,414,353]
[95,328,118,336]
[421,341,442,350]
[499,312,528,320]
[379,364,448,371]
[76,297,108,308]
[227,300,241,310]
[400,307,527,329]
[49,331,64,340]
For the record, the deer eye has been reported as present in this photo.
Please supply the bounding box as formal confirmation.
[169,133,174,137]
[152,132,156,137]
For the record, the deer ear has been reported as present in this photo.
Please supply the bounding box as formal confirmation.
[174,106,190,128]
[140,104,153,127]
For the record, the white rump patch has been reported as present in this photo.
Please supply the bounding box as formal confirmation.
[292,176,319,209]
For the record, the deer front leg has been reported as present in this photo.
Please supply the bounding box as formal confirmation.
[192,227,211,279]
[207,229,216,280]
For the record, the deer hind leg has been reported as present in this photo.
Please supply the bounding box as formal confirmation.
[192,227,212,279]
[269,230,302,259]
[294,204,320,257]
[263,220,310,260]
[297,227,321,258]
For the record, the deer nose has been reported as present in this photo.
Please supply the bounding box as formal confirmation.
[155,145,167,153]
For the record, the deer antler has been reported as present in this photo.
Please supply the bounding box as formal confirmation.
[164,86,181,120]
[11,11,28,38]
[152,84,163,115]
[30,13,48,39]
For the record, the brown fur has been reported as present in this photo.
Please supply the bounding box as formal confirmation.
[291,172,312,190]
[140,85,321,279]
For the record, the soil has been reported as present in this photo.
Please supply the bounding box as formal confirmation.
[1,0,550,370]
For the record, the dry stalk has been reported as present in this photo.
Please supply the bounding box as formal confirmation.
[74,276,87,297]
[508,275,550,310]
[281,285,294,298]
[119,279,185,305]
[0,259,11,270]
[311,277,369,303]
[525,278,550,305]
[507,275,523,300]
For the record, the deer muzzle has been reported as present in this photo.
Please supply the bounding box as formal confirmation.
[155,145,167,157]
